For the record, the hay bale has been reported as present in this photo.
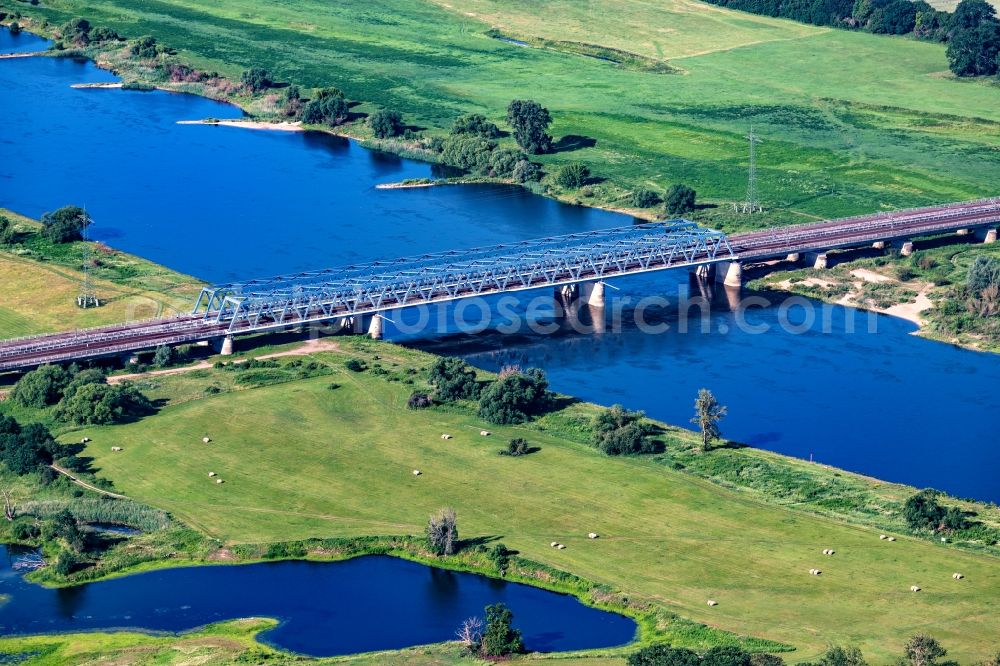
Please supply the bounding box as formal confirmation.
[550,541,559,548]
[110,446,123,452]
[480,430,490,436]
[953,573,964,580]
[823,549,835,555]
[707,599,718,607]
[81,437,91,444]
[208,472,216,477]
[557,544,566,550]
[216,479,224,484]
[588,532,599,539]
[412,469,421,476]
[202,437,211,443]
[910,585,921,592]
[809,568,821,575]
[440,434,452,440]
[879,534,888,540]
[887,536,896,542]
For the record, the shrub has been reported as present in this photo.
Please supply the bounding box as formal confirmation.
[631,188,661,207]
[487,543,511,572]
[440,134,496,173]
[345,359,366,372]
[499,437,530,456]
[240,67,271,92]
[512,159,541,183]
[967,255,1000,295]
[407,391,433,409]
[9,22,21,36]
[627,645,700,666]
[555,163,590,188]
[426,507,458,556]
[11,520,40,541]
[130,35,159,58]
[90,26,121,42]
[665,183,697,215]
[703,646,752,666]
[428,357,480,401]
[477,368,550,425]
[902,489,972,532]
[452,113,501,139]
[369,108,404,138]
[301,92,349,126]
[593,405,659,455]
[54,550,79,576]
[0,215,14,244]
[488,148,525,178]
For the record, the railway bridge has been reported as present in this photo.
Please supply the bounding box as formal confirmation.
[0,198,997,372]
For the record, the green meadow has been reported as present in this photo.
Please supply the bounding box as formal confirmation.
[56,340,1000,664]
[10,0,1000,227]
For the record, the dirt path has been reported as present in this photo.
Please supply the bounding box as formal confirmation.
[108,338,342,384]
[50,464,128,499]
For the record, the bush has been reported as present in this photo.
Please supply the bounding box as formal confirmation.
[488,148,526,178]
[477,368,550,425]
[631,188,661,208]
[11,519,40,541]
[593,405,659,455]
[703,646,752,666]
[487,543,511,572]
[41,206,91,244]
[628,645,700,666]
[512,159,541,183]
[555,163,590,188]
[407,391,433,409]
[441,134,496,173]
[428,357,480,401]
[9,22,21,36]
[130,35,159,58]
[0,215,14,244]
[240,67,271,92]
[369,108,404,138]
[902,489,972,532]
[54,382,153,425]
[499,437,530,456]
[452,113,501,139]
[54,550,79,576]
[665,183,697,215]
[345,359,366,372]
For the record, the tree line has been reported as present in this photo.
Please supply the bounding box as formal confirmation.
[703,0,1000,77]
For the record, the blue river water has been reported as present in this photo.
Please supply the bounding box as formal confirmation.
[0,547,635,655]
[0,31,998,502]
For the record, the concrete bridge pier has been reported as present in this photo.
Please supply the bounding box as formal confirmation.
[786,253,802,263]
[121,352,141,366]
[872,240,888,250]
[692,264,714,280]
[579,281,606,308]
[210,335,234,356]
[714,260,743,288]
[976,228,997,244]
[956,228,971,236]
[900,241,914,256]
[554,284,578,317]
[806,252,829,270]
[367,313,384,340]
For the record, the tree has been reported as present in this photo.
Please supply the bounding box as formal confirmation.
[627,645,700,666]
[240,67,272,92]
[556,163,590,188]
[967,255,1000,294]
[426,507,458,556]
[817,645,868,666]
[500,437,530,456]
[947,21,1000,76]
[487,542,512,571]
[480,603,524,658]
[60,17,90,45]
[665,184,697,215]
[452,113,500,139]
[407,391,433,409]
[477,368,550,425]
[869,0,918,33]
[506,99,553,154]
[703,646,752,666]
[369,108,404,139]
[456,616,484,652]
[10,364,70,408]
[152,344,176,368]
[488,148,525,178]
[0,216,12,244]
[750,655,786,666]
[90,26,121,42]
[40,206,92,244]
[593,405,659,455]
[54,550,79,576]
[512,159,541,183]
[428,357,480,401]
[301,92,349,126]
[9,22,21,36]
[902,635,949,666]
[953,0,997,29]
[632,188,661,208]
[691,388,727,451]
[902,489,971,532]
[440,134,496,173]
[130,35,159,58]
[54,382,153,425]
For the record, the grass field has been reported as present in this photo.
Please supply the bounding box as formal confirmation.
[8,0,1000,227]
[59,340,1000,664]
[0,209,200,338]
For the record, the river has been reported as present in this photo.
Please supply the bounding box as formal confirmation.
[1,30,997,502]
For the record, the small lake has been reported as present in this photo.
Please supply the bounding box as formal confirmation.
[1,32,999,502]
[0,547,636,656]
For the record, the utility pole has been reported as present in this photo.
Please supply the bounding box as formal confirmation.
[76,209,99,309]
[741,125,763,214]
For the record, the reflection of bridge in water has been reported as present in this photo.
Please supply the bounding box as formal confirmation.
[0,198,998,371]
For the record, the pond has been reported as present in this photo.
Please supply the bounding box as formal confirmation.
[0,546,636,656]
[1,34,998,502]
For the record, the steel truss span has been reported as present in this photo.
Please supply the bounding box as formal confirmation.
[193,222,735,333]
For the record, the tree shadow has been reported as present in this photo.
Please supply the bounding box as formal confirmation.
[403,124,427,133]
[547,395,581,412]
[552,134,597,153]
[460,534,503,550]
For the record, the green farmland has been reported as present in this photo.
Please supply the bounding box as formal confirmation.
[59,341,1000,664]
[11,0,1000,226]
